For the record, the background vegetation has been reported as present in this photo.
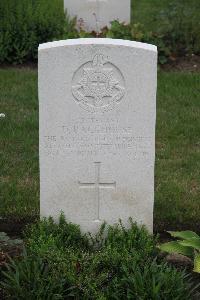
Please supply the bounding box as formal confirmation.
[0,0,67,64]
[0,0,199,64]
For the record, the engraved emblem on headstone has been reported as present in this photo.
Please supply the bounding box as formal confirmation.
[72,53,125,113]
[78,162,116,222]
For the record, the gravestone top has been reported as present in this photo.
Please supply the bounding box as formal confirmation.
[39,38,157,52]
[39,38,157,233]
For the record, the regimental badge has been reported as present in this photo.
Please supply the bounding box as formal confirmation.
[72,53,125,113]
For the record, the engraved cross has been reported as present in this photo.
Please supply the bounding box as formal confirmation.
[78,162,116,222]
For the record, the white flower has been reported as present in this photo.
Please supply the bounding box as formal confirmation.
[0,113,5,118]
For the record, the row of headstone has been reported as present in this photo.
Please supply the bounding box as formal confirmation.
[39,38,157,233]
[64,0,131,32]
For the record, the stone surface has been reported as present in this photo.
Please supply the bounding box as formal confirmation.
[64,0,131,32]
[39,38,157,233]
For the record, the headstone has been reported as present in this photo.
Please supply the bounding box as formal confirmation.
[39,38,157,233]
[64,0,131,32]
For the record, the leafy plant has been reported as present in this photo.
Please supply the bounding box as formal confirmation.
[105,20,173,64]
[24,213,90,255]
[1,217,198,299]
[1,252,76,300]
[108,260,195,300]
[159,231,200,273]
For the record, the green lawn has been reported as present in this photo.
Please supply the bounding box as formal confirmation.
[131,0,200,31]
[0,69,39,220]
[0,68,199,231]
[155,72,200,231]
[131,0,169,30]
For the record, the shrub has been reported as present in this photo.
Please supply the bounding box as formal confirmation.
[105,21,172,65]
[1,216,197,299]
[24,213,91,255]
[0,0,74,64]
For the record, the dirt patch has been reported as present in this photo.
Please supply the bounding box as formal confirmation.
[0,216,200,240]
[162,54,200,72]
[154,222,200,235]
[0,61,37,70]
[0,217,38,237]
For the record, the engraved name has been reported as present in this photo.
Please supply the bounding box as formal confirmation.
[43,118,151,159]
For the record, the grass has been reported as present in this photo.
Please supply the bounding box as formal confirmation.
[0,68,199,231]
[0,68,39,219]
[155,72,200,230]
[131,0,169,30]
[131,0,200,31]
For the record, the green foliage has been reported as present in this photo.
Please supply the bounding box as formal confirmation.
[105,20,172,64]
[109,260,194,300]
[169,231,200,240]
[0,0,73,64]
[158,241,194,257]
[1,253,75,299]
[1,217,197,299]
[159,231,200,273]
[106,19,197,65]
[24,213,91,255]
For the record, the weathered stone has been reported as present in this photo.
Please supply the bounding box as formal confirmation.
[39,38,157,233]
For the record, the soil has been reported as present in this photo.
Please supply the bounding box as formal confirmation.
[0,61,37,70]
[162,54,200,72]
[0,216,37,237]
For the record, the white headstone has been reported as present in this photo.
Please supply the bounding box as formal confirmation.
[39,38,157,233]
[64,0,131,32]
